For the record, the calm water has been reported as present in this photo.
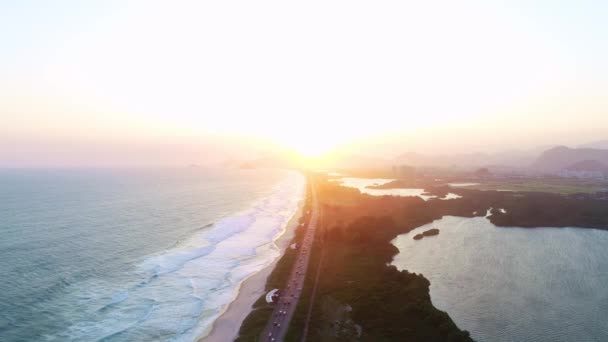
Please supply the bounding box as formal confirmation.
[0,168,304,341]
[331,177,461,200]
[392,215,608,342]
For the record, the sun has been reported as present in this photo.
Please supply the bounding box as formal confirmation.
[276,129,340,158]
[290,139,333,157]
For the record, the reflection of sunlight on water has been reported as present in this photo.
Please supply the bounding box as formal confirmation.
[442,193,462,200]
[332,177,460,201]
[448,182,480,187]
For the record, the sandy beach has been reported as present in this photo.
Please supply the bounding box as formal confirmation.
[198,195,305,342]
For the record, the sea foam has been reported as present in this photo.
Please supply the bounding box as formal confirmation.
[59,171,305,341]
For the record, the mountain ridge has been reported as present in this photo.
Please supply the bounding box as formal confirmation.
[531,146,608,172]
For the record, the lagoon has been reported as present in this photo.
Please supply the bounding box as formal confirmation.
[391,215,608,342]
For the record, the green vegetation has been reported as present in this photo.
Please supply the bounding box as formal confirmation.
[338,169,607,195]
[428,188,608,229]
[467,179,607,194]
[238,173,608,342]
[318,241,469,341]
[303,182,472,342]
[301,177,608,341]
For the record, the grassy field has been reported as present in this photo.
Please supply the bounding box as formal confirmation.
[467,179,608,194]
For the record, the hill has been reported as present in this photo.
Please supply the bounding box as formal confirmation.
[531,146,608,172]
[394,150,537,170]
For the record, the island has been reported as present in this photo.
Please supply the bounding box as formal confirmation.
[413,228,440,240]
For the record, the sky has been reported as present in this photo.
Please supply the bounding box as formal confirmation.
[1,0,607,167]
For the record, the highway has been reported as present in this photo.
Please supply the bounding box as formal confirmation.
[261,184,319,342]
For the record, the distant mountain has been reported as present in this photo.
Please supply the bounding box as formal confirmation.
[564,160,608,172]
[579,140,608,150]
[531,146,608,172]
[393,150,538,170]
[395,151,488,168]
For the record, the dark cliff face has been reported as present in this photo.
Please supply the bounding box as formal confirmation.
[532,146,608,172]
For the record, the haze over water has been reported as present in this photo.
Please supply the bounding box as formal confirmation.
[392,215,608,342]
[0,168,304,341]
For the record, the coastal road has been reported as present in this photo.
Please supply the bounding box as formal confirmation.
[261,183,319,342]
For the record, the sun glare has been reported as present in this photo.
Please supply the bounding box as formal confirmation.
[274,125,347,158]
[289,139,333,157]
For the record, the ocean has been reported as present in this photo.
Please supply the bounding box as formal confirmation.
[391,215,608,342]
[0,168,305,341]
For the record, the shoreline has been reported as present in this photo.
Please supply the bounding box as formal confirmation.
[390,215,608,342]
[198,186,306,342]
